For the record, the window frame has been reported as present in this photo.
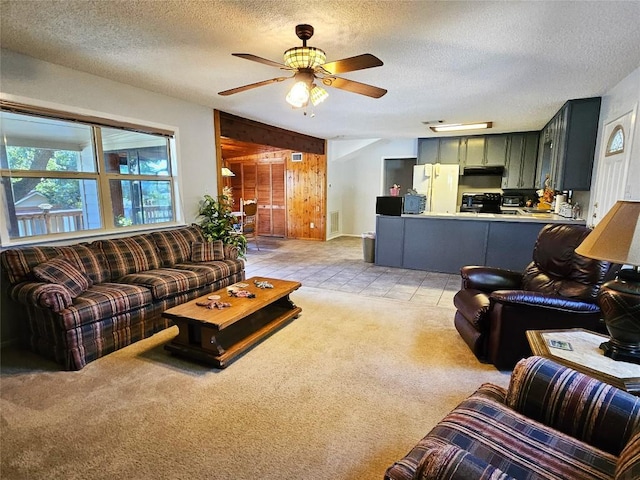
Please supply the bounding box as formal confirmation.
[605,124,625,157]
[0,101,182,247]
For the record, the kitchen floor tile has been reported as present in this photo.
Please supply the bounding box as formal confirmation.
[243,236,459,308]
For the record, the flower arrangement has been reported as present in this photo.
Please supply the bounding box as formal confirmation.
[390,184,401,196]
[536,175,555,210]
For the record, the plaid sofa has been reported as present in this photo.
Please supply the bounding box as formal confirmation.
[385,356,640,480]
[1,225,245,370]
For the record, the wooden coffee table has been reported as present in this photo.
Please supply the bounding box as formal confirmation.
[163,277,301,368]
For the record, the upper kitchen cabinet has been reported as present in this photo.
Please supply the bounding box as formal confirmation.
[502,132,540,189]
[460,134,508,167]
[485,135,509,166]
[535,97,601,191]
[418,138,460,164]
[461,136,485,166]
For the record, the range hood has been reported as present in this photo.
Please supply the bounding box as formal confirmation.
[462,165,505,176]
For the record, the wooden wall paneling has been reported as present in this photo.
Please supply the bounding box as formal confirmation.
[222,146,326,241]
[219,111,325,155]
[241,163,257,203]
[286,151,326,240]
[228,161,243,209]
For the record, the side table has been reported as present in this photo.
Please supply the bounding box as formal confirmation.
[526,328,640,395]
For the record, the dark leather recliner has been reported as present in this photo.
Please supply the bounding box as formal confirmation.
[454,223,613,370]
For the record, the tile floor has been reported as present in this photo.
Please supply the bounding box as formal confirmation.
[243,236,460,308]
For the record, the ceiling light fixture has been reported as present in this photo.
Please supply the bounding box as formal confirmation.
[285,71,327,109]
[430,122,493,133]
[284,46,326,70]
[310,84,328,106]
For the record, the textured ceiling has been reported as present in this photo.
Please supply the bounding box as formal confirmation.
[1,0,640,140]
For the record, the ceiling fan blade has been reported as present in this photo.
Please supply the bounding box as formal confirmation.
[320,54,383,75]
[218,77,288,96]
[232,53,291,70]
[322,76,387,98]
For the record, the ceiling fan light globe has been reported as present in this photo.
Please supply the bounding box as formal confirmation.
[283,47,326,69]
[286,81,310,108]
[310,85,329,106]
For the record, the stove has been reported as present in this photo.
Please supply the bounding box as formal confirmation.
[460,192,503,213]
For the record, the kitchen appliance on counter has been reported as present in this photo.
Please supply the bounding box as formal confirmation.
[412,163,459,214]
[460,192,503,213]
[502,194,524,207]
[403,193,427,214]
[376,195,403,216]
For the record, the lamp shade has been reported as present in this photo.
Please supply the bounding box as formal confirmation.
[221,167,235,177]
[575,200,640,266]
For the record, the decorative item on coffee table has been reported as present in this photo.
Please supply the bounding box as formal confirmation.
[575,200,640,364]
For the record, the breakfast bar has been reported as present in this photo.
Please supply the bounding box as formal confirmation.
[375,211,586,273]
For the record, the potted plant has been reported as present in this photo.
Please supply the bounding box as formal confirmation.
[197,194,247,257]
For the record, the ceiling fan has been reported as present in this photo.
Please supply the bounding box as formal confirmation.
[218,24,387,109]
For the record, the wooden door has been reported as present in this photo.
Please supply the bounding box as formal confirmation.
[257,160,286,236]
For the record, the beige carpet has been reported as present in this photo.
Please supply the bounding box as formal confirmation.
[0,286,510,480]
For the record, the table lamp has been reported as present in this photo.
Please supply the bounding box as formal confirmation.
[575,200,640,363]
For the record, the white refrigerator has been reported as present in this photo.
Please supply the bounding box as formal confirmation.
[412,163,460,213]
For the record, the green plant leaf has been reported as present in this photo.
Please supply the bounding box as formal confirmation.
[196,194,247,258]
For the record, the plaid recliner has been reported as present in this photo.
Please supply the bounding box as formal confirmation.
[385,356,640,480]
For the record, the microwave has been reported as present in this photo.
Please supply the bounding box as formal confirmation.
[376,196,403,216]
[502,195,524,207]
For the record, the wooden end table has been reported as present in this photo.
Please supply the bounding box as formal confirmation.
[163,277,301,368]
[526,328,640,395]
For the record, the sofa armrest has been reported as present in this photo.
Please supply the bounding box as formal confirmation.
[460,266,522,293]
[417,442,516,480]
[10,281,73,313]
[490,290,601,313]
[506,356,640,456]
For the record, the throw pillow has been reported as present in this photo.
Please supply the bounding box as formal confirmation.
[191,240,224,262]
[33,256,93,298]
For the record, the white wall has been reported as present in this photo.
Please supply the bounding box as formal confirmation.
[327,138,417,236]
[589,66,640,220]
[0,49,217,226]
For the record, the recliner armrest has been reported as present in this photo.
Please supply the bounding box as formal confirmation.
[460,266,522,293]
[417,442,516,480]
[490,290,600,313]
[506,356,640,456]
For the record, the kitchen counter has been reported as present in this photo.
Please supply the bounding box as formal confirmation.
[375,212,587,274]
[400,209,586,224]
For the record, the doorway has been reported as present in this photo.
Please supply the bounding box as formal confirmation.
[591,106,636,226]
[383,157,417,195]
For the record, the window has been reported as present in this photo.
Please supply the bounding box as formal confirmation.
[0,106,178,244]
[606,125,625,156]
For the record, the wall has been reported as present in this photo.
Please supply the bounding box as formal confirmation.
[327,138,418,236]
[589,66,640,220]
[0,49,218,225]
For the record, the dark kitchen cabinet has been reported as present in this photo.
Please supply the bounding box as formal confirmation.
[460,134,508,167]
[484,135,509,166]
[461,136,485,166]
[418,138,460,164]
[502,132,540,189]
[439,138,461,164]
[418,138,439,164]
[535,97,601,191]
